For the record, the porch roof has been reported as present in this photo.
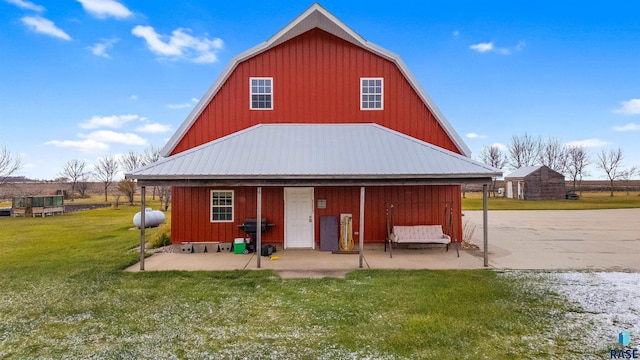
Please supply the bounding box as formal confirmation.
[127,124,501,186]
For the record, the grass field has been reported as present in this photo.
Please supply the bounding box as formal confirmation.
[0,203,589,358]
[462,191,640,210]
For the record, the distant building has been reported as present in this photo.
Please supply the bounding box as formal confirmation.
[504,165,565,200]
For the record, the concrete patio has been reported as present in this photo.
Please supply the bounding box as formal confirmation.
[125,244,484,278]
[126,208,640,277]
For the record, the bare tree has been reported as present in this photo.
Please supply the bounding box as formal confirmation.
[565,145,590,193]
[540,137,568,173]
[479,145,506,197]
[119,150,145,205]
[619,166,638,195]
[77,175,90,198]
[143,145,161,165]
[120,150,145,172]
[143,145,162,199]
[94,156,119,202]
[507,133,542,169]
[158,186,171,211]
[0,145,23,186]
[118,179,136,205]
[596,148,624,197]
[60,159,88,201]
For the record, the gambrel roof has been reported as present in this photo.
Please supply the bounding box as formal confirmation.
[161,3,471,158]
[131,124,500,183]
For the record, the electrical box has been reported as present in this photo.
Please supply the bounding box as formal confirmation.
[320,216,339,252]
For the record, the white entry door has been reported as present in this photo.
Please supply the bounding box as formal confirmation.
[284,187,314,249]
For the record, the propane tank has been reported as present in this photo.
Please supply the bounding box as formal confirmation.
[133,208,166,228]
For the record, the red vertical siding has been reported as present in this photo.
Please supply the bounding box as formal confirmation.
[171,186,285,244]
[172,185,463,246]
[171,28,459,156]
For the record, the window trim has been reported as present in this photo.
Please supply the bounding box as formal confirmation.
[250,77,273,110]
[210,190,234,223]
[360,77,384,111]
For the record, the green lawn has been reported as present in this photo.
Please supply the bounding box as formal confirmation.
[462,191,640,210]
[0,204,582,358]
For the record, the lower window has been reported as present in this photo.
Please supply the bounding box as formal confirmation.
[211,190,233,222]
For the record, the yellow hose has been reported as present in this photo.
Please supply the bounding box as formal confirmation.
[339,216,354,251]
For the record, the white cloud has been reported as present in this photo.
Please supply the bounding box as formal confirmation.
[132,26,180,55]
[168,97,198,109]
[45,139,109,153]
[21,15,71,41]
[79,114,139,129]
[167,103,192,109]
[77,0,132,19]
[87,38,118,58]
[136,123,172,133]
[80,130,148,145]
[45,113,150,154]
[470,42,493,53]
[612,122,640,132]
[130,95,138,101]
[470,40,525,55]
[5,0,44,12]
[565,138,611,148]
[132,25,224,63]
[491,142,508,151]
[452,30,460,38]
[466,133,487,139]
[614,99,640,115]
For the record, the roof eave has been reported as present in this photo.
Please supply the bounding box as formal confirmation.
[127,173,502,181]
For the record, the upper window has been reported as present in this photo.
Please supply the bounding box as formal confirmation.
[211,190,234,222]
[250,77,273,110]
[360,77,383,110]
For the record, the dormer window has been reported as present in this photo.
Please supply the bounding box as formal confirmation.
[250,77,273,110]
[360,77,383,110]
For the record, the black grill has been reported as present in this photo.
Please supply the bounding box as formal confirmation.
[238,218,272,236]
[237,218,274,253]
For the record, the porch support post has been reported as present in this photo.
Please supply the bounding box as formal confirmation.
[256,186,262,269]
[139,186,146,271]
[483,183,489,267]
[359,186,365,268]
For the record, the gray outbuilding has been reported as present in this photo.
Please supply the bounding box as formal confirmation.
[504,165,566,200]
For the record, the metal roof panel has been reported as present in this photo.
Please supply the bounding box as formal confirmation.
[131,124,500,180]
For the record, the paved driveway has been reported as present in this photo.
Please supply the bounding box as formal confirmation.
[464,209,640,271]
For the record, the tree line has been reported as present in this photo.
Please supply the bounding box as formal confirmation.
[2,135,638,202]
[0,144,170,209]
[479,133,637,197]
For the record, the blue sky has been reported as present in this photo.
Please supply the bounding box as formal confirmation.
[1,0,639,180]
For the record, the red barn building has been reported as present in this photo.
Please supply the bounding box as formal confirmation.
[128,4,501,267]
